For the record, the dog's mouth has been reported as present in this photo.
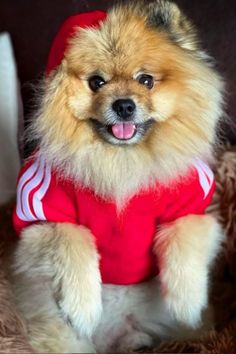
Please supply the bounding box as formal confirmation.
[90,119,155,145]
[109,122,136,140]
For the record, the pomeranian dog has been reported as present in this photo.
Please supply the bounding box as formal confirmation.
[11,0,224,352]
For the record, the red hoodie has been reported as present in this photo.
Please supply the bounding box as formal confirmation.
[13,153,215,285]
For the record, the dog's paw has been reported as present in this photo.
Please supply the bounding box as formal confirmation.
[50,224,103,338]
[154,215,220,328]
[163,268,208,327]
[57,268,103,338]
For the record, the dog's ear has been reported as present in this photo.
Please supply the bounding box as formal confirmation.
[139,0,201,54]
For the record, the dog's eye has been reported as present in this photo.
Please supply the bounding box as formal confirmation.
[137,74,154,89]
[88,76,106,92]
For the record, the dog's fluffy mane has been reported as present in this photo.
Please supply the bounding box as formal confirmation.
[29,0,224,206]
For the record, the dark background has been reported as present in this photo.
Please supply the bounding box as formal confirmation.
[0,0,235,144]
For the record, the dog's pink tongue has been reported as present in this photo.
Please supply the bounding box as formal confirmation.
[111,123,136,140]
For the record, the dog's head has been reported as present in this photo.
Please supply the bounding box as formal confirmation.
[35,1,224,201]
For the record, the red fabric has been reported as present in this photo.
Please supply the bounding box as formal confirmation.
[46,10,107,76]
[13,155,215,285]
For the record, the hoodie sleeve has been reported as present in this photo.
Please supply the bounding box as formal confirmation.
[13,154,77,235]
[159,159,215,224]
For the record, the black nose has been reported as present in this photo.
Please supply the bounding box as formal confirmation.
[112,99,136,120]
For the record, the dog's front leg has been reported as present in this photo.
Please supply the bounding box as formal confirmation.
[14,222,102,338]
[153,214,223,327]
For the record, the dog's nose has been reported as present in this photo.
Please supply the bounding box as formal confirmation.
[112,99,136,120]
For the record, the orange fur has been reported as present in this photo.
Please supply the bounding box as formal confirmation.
[31,2,224,204]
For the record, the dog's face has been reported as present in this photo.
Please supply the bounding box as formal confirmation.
[36,1,224,200]
[66,13,180,146]
[66,13,178,146]
[64,5,199,147]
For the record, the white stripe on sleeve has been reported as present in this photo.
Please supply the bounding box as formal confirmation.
[16,156,52,222]
[197,159,214,186]
[16,156,40,221]
[193,158,214,199]
[32,161,52,220]
[21,157,45,221]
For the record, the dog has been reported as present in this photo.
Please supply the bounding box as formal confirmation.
[11,0,224,352]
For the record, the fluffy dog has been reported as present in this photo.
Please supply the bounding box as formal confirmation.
[11,0,224,352]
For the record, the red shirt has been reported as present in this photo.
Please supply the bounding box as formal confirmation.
[13,154,215,285]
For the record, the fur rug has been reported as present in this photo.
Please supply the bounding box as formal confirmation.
[0,147,235,353]
[0,208,34,352]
